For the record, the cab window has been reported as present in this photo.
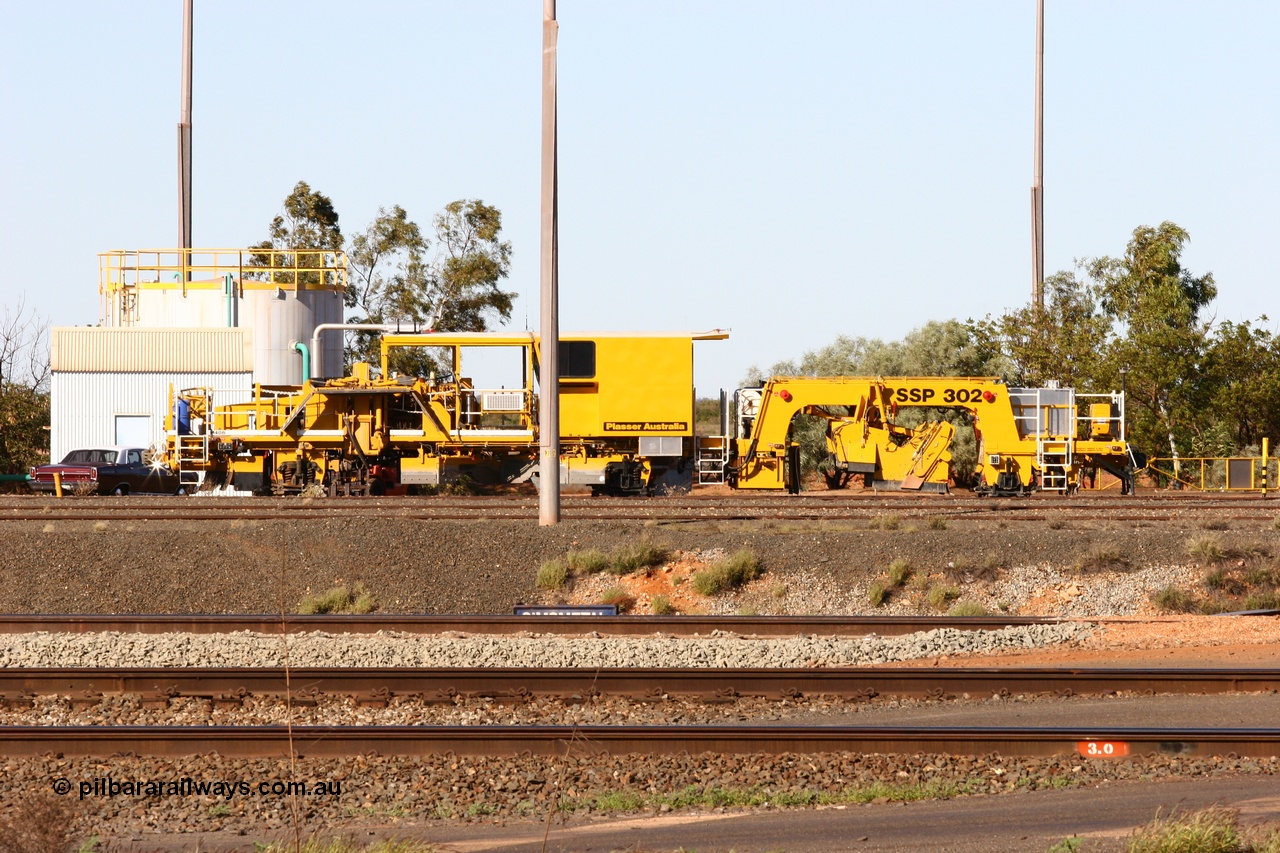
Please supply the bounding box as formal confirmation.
[559,341,595,379]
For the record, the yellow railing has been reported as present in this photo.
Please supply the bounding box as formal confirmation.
[1143,441,1273,493]
[99,248,348,295]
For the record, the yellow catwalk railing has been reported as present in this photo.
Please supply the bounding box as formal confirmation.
[99,247,348,295]
[1142,439,1272,493]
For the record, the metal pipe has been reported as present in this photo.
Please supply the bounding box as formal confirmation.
[225,274,234,327]
[538,0,561,525]
[308,323,408,380]
[292,342,310,385]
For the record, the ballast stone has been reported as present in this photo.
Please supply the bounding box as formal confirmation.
[0,623,1093,669]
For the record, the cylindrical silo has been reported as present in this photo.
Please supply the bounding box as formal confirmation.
[99,249,348,386]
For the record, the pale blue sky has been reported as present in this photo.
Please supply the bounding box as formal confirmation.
[1,1,1275,394]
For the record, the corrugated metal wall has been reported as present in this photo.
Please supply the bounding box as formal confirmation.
[50,372,252,463]
[51,327,253,372]
[49,328,258,462]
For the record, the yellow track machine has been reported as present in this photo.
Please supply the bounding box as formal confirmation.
[167,330,727,495]
[721,376,1136,495]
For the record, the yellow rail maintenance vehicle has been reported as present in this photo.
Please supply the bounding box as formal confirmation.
[167,330,727,496]
[719,376,1137,495]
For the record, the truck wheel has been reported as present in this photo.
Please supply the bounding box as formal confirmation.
[112,484,129,496]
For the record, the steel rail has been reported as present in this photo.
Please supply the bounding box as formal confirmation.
[0,613,1085,637]
[4,724,1279,758]
[4,666,1277,702]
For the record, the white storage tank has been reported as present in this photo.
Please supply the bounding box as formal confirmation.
[99,248,347,384]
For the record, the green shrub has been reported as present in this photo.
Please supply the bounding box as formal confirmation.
[536,559,568,591]
[691,550,764,596]
[926,584,959,610]
[600,585,635,612]
[947,600,990,617]
[1273,515,1280,531]
[298,582,376,615]
[566,548,610,574]
[609,542,668,575]
[867,581,889,607]
[650,594,675,615]
[927,517,948,530]
[887,558,912,588]
[869,513,901,531]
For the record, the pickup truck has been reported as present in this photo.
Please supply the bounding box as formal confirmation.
[28,447,183,496]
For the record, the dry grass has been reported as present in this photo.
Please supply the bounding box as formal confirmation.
[1125,806,1246,853]
[259,840,445,853]
[1076,543,1132,573]
[868,513,901,531]
[535,559,568,591]
[947,600,990,617]
[650,594,675,615]
[0,790,81,853]
[691,550,764,595]
[887,558,912,588]
[927,516,948,530]
[298,582,376,615]
[1150,585,1197,614]
[608,541,669,575]
[1187,535,1229,565]
[566,548,610,574]
[600,585,636,613]
[867,580,889,607]
[927,583,960,610]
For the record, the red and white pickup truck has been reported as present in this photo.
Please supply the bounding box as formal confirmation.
[28,447,183,496]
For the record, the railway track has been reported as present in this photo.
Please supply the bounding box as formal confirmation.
[1,492,1276,523]
[0,612,1085,637]
[6,724,1280,758]
[4,666,1277,703]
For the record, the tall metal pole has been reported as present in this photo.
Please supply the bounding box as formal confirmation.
[537,0,561,525]
[1031,0,1045,309]
[178,0,193,261]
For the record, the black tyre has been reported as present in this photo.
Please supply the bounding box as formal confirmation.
[112,484,129,496]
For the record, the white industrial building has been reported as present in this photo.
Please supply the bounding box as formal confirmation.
[48,249,345,464]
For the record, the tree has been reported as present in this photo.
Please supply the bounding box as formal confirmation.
[249,181,344,286]
[344,199,514,373]
[1090,222,1216,464]
[255,185,516,375]
[1200,319,1280,454]
[0,299,50,477]
[974,270,1109,389]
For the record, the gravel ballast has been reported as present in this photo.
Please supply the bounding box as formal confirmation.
[14,752,1279,843]
[0,623,1093,669]
[0,514,1260,615]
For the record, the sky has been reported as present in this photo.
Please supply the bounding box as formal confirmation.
[1,1,1276,395]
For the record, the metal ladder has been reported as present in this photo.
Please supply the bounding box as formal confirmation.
[1036,438,1072,492]
[695,436,728,485]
